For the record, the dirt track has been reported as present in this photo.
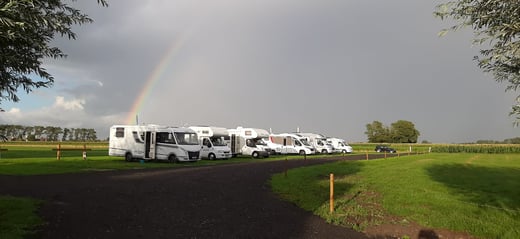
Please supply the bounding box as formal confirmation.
[0,155,390,239]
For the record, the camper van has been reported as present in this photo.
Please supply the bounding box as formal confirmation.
[326,137,353,153]
[270,133,315,155]
[295,133,333,154]
[189,126,232,160]
[227,127,270,158]
[109,125,201,162]
[260,137,282,154]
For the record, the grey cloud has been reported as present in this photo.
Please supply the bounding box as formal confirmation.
[5,0,518,142]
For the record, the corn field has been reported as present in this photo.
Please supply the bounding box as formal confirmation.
[351,143,520,154]
[430,144,520,154]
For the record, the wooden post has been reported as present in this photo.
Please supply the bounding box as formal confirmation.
[57,144,61,160]
[330,173,334,212]
[384,151,387,159]
[365,150,368,160]
[82,144,87,160]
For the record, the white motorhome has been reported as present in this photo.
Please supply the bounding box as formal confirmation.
[260,137,282,154]
[270,133,316,155]
[109,125,201,162]
[295,132,333,154]
[226,127,270,158]
[189,126,232,160]
[326,137,353,153]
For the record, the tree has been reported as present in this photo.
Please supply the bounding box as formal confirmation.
[0,0,108,108]
[434,1,520,122]
[365,120,421,143]
[390,120,420,143]
[365,121,391,143]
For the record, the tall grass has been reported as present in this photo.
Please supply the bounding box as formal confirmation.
[351,143,520,154]
[430,144,520,153]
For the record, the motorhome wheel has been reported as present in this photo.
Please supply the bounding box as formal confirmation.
[342,149,347,154]
[321,149,327,154]
[208,153,216,160]
[168,154,178,163]
[299,150,306,155]
[125,153,133,162]
[252,151,259,158]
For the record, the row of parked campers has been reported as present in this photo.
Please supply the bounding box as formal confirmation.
[108,125,353,162]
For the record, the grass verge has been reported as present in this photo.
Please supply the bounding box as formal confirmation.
[270,153,520,238]
[0,196,43,239]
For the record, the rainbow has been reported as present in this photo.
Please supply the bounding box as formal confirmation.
[124,34,188,125]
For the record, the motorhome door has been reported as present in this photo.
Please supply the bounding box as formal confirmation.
[149,131,156,159]
[144,131,156,159]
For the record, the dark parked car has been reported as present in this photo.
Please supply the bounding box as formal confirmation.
[375,145,396,153]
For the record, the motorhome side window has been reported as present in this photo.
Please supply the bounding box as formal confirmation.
[294,140,302,146]
[157,132,176,144]
[132,131,144,143]
[115,127,124,138]
[246,139,255,147]
[203,138,211,146]
[211,137,227,146]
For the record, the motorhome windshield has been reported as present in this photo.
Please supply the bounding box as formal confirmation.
[253,138,266,145]
[300,138,312,147]
[210,137,227,146]
[175,132,199,145]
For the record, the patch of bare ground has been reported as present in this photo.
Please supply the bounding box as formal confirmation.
[336,190,475,239]
[365,221,476,239]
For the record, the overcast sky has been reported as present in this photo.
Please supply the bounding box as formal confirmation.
[1,0,518,143]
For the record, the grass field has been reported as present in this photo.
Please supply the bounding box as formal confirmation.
[270,153,520,238]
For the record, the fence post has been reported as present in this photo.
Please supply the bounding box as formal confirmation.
[82,144,87,160]
[56,144,61,160]
[365,150,368,160]
[330,173,334,213]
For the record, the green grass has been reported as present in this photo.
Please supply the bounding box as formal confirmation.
[0,196,43,239]
[270,153,520,238]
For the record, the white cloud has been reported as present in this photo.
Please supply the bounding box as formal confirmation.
[53,96,85,111]
[0,97,120,138]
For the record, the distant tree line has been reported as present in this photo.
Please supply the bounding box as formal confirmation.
[0,124,97,141]
[365,120,420,143]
